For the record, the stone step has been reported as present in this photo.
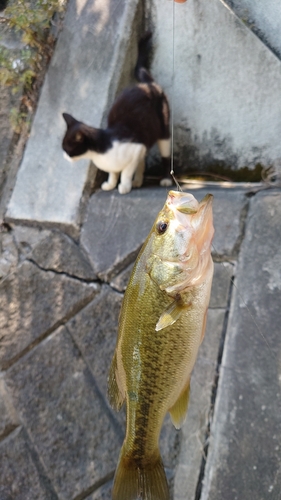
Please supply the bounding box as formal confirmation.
[6,0,142,237]
[200,190,281,499]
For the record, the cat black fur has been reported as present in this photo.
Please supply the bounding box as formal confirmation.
[62,32,172,194]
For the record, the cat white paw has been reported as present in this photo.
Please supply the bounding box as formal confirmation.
[160,177,173,187]
[118,183,132,194]
[101,181,115,191]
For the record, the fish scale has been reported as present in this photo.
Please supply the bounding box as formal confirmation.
[108,190,214,500]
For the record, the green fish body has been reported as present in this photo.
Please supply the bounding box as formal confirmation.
[108,191,214,500]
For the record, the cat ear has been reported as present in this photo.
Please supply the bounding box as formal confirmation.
[62,112,78,127]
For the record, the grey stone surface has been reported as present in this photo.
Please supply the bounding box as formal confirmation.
[66,284,125,428]
[160,413,181,469]
[0,231,18,280]
[13,226,52,258]
[31,229,96,280]
[174,309,225,500]
[6,0,141,234]
[80,188,167,280]
[225,0,281,58]
[110,262,134,292]
[81,187,247,280]
[210,262,234,308]
[203,188,247,257]
[0,427,57,500]
[0,260,99,369]
[150,0,281,174]
[85,481,113,500]
[201,191,281,500]
[0,378,19,440]
[4,326,122,500]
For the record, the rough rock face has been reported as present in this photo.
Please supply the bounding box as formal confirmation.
[31,230,97,280]
[0,260,99,370]
[1,185,281,499]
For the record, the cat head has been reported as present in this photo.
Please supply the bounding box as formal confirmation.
[62,113,94,161]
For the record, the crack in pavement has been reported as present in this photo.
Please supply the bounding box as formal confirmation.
[72,470,115,500]
[194,272,235,500]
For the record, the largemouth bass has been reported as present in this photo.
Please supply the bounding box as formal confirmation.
[108,190,214,500]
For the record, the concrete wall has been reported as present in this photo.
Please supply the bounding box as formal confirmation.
[226,0,281,58]
[148,0,281,175]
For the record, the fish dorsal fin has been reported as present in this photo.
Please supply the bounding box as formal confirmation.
[108,352,125,411]
[155,300,189,332]
[169,381,190,429]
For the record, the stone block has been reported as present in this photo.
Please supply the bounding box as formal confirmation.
[13,226,52,259]
[110,263,134,292]
[0,378,19,440]
[66,284,125,429]
[6,0,141,236]
[160,413,181,470]
[4,326,122,500]
[210,188,247,257]
[80,188,166,281]
[210,262,234,309]
[81,187,246,281]
[174,309,225,500]
[0,260,99,369]
[31,229,96,280]
[85,481,113,500]
[201,191,281,500]
[0,427,57,500]
[0,231,18,280]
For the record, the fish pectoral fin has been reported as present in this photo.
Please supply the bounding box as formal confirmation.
[155,300,189,332]
[108,352,125,411]
[169,381,190,429]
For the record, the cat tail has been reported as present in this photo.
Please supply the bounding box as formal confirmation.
[112,447,170,500]
[135,32,154,84]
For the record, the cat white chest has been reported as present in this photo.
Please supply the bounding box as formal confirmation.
[85,141,146,173]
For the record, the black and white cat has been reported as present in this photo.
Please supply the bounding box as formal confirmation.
[62,32,172,194]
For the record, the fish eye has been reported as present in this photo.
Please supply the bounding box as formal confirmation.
[156,220,168,234]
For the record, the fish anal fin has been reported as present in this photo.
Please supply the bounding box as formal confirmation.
[155,300,189,332]
[169,381,190,429]
[108,352,125,411]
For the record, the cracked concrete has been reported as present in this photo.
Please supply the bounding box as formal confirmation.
[2,183,281,500]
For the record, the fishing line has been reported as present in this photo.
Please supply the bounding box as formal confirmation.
[170,0,182,192]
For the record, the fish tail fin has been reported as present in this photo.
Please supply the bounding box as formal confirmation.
[112,448,170,500]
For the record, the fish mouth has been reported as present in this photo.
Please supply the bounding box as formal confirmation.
[167,190,214,258]
[167,191,199,215]
[166,191,213,230]
[162,191,214,291]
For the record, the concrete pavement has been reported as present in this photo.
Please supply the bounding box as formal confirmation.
[1,183,281,499]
